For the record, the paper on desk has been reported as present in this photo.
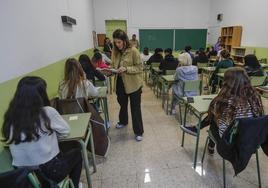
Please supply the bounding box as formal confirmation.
[69,116,78,121]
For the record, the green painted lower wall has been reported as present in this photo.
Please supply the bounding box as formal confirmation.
[0,48,94,130]
[255,47,268,61]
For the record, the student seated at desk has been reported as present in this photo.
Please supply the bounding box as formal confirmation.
[58,58,98,99]
[147,48,163,65]
[79,54,106,86]
[184,45,194,60]
[92,52,110,69]
[210,50,234,93]
[140,47,152,63]
[182,67,263,154]
[93,48,112,65]
[244,54,264,76]
[206,46,217,59]
[170,53,198,114]
[193,48,209,66]
[1,76,83,188]
[159,48,179,75]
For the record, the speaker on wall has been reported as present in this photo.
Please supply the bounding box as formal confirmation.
[61,16,77,26]
[217,14,223,21]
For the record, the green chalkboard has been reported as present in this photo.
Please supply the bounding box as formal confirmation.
[175,29,207,50]
[139,29,174,51]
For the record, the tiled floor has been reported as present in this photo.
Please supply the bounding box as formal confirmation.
[82,85,268,188]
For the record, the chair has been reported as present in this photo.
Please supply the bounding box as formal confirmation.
[171,79,202,124]
[218,68,228,73]
[250,76,267,87]
[197,62,209,73]
[156,70,176,97]
[166,70,176,75]
[0,146,74,188]
[52,97,110,159]
[201,121,263,188]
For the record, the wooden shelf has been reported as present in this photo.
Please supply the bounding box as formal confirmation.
[221,26,242,54]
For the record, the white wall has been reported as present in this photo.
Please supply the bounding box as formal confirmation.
[0,0,95,83]
[208,0,268,47]
[93,0,211,38]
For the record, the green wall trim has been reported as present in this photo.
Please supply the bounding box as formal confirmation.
[0,48,94,130]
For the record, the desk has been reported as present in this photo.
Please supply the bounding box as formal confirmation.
[61,113,94,188]
[181,95,217,168]
[261,63,268,69]
[181,95,268,169]
[151,67,163,95]
[201,67,216,92]
[96,87,110,131]
[161,75,175,114]
[144,65,150,84]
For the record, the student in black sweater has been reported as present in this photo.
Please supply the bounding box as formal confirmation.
[147,48,164,65]
[244,54,264,76]
[78,54,105,85]
[159,48,179,75]
[193,48,209,66]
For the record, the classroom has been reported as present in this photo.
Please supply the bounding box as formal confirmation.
[1,0,268,187]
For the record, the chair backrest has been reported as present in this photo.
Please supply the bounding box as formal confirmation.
[51,97,89,115]
[94,79,106,87]
[151,62,160,68]
[0,146,13,173]
[183,79,202,95]
[259,58,267,64]
[218,68,228,73]
[197,62,209,69]
[250,76,267,87]
[165,70,176,75]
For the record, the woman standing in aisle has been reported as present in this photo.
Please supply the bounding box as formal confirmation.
[111,29,144,141]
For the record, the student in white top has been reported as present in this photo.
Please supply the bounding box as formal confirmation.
[58,58,98,99]
[140,47,152,63]
[1,76,82,188]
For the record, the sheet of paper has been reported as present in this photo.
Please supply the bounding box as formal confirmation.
[69,116,78,121]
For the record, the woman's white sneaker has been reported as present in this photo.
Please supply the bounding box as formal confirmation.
[135,135,143,141]
[115,123,126,129]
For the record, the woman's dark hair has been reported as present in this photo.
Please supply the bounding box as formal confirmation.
[220,49,230,59]
[92,52,102,62]
[208,67,263,123]
[164,48,172,55]
[185,46,192,52]
[2,76,52,145]
[79,54,91,64]
[154,48,163,54]
[143,47,149,55]
[244,54,261,68]
[112,29,130,58]
[93,48,99,53]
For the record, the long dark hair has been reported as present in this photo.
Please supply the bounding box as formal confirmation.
[208,67,263,123]
[112,29,130,58]
[2,76,52,145]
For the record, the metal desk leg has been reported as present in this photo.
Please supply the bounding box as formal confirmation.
[103,97,110,131]
[181,104,188,147]
[79,140,92,188]
[162,82,167,109]
[193,116,202,169]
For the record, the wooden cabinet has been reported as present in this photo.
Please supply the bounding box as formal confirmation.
[97,34,106,47]
[221,26,242,52]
